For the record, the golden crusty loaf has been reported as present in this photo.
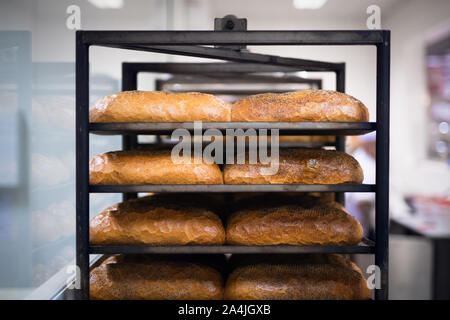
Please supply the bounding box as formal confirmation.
[90,150,223,184]
[223,148,363,184]
[226,200,363,245]
[90,91,231,122]
[231,90,369,122]
[90,255,224,300]
[90,194,225,245]
[224,254,370,300]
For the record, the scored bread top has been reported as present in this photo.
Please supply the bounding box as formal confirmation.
[89,91,231,122]
[231,90,369,122]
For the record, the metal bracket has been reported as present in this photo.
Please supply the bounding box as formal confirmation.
[214,15,247,51]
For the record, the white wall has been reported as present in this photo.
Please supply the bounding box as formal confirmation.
[384,0,450,195]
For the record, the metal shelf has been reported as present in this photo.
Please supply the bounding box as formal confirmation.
[90,239,375,255]
[137,141,335,149]
[89,184,375,193]
[90,121,376,136]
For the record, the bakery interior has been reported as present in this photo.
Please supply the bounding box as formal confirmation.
[0,0,449,302]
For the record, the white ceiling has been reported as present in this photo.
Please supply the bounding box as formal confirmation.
[208,0,410,26]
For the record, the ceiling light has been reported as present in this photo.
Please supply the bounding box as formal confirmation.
[293,0,327,10]
[88,0,124,9]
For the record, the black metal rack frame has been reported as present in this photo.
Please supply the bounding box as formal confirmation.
[155,74,323,94]
[76,30,390,300]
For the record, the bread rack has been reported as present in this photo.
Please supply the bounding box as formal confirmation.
[76,20,390,300]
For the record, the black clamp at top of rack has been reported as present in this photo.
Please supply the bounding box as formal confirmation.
[214,15,247,51]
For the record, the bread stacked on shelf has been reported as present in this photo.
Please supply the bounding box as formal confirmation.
[89,149,223,185]
[226,194,363,245]
[90,91,231,122]
[223,148,363,184]
[89,90,368,123]
[90,255,225,300]
[90,194,226,245]
[89,148,363,185]
[224,254,371,300]
[90,193,363,246]
[231,90,369,122]
[88,89,371,300]
[90,254,370,300]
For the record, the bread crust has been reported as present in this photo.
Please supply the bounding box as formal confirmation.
[89,150,224,184]
[89,91,231,122]
[223,148,364,184]
[231,90,369,122]
[90,257,224,300]
[226,202,363,245]
[90,195,225,245]
[224,254,370,300]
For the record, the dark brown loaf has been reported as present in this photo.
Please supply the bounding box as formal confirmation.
[231,90,369,122]
[224,254,370,300]
[90,256,224,300]
[90,91,231,122]
[90,195,226,245]
[226,201,363,245]
[89,150,224,184]
[223,148,364,184]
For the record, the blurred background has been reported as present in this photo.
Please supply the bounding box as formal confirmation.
[0,0,449,299]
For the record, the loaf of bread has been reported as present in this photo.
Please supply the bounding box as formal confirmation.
[224,254,370,300]
[89,150,224,184]
[90,91,231,122]
[90,194,226,245]
[231,90,369,122]
[226,200,363,245]
[90,255,224,300]
[223,148,363,184]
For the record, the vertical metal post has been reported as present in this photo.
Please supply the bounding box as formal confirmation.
[375,31,390,300]
[154,78,164,144]
[121,64,138,201]
[75,31,90,300]
[335,64,346,206]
